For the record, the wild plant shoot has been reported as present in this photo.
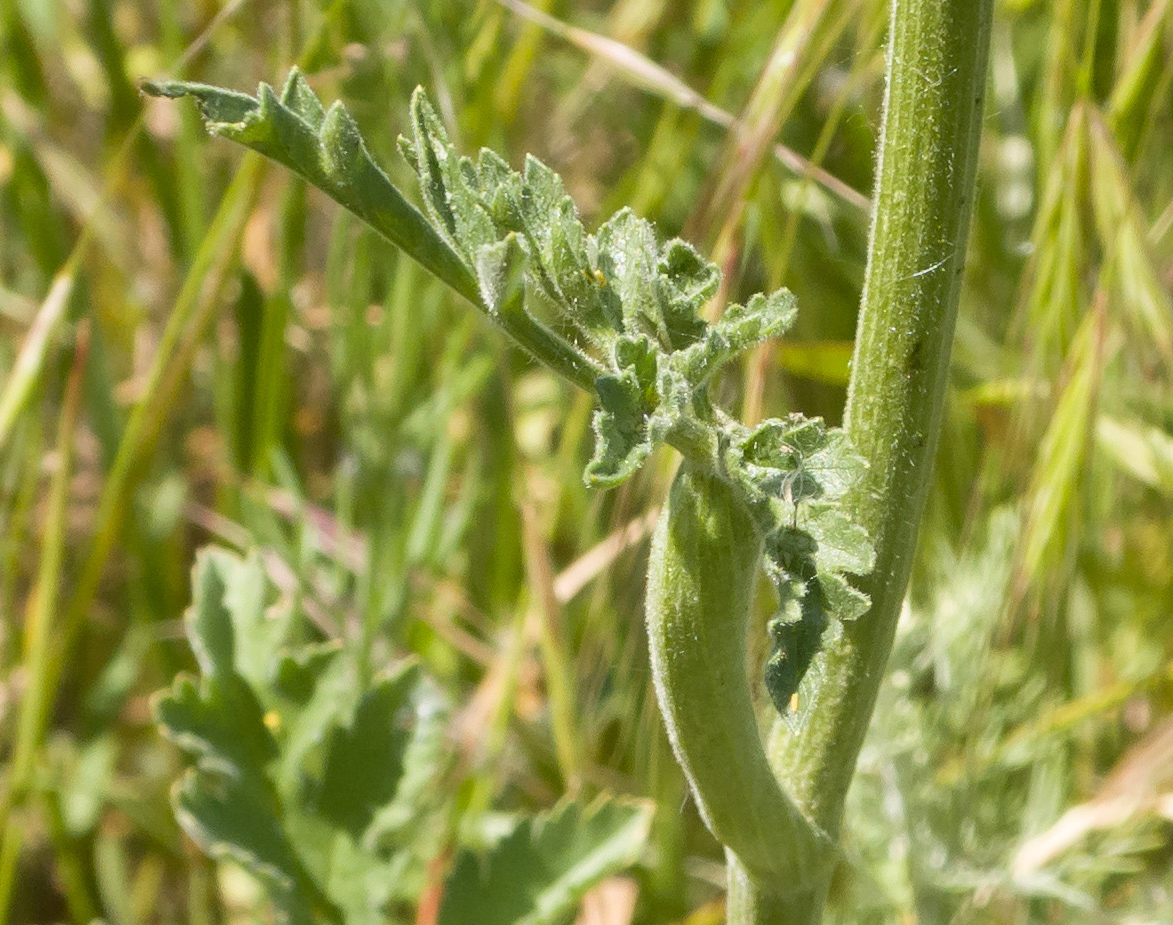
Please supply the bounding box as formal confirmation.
[2,0,1171,923]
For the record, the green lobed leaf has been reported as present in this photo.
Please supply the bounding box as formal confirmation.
[314,665,446,841]
[815,572,871,623]
[402,87,463,253]
[365,672,451,849]
[156,547,454,923]
[735,421,874,714]
[406,90,499,264]
[143,71,479,305]
[155,673,277,779]
[475,234,528,319]
[593,209,662,341]
[585,335,659,487]
[269,643,353,796]
[438,797,654,925]
[586,378,655,488]
[674,288,798,384]
[764,604,828,717]
[718,289,799,354]
[151,70,877,718]
[760,528,824,715]
[173,770,328,925]
[654,239,718,350]
[550,199,619,340]
[518,157,572,287]
[799,427,869,501]
[802,503,877,579]
[183,547,239,677]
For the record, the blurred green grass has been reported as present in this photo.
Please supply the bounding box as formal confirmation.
[1,0,1172,922]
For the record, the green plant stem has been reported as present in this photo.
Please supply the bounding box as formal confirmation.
[752,0,993,920]
[646,465,834,893]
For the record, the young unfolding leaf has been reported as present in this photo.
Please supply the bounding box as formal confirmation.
[585,335,661,487]
[656,239,720,349]
[726,417,875,712]
[146,69,875,719]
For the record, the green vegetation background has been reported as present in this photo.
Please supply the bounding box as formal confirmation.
[1,0,1171,922]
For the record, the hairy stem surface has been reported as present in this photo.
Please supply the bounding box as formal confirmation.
[645,465,834,894]
[751,0,994,920]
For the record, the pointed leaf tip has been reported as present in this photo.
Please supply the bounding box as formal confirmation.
[141,79,179,99]
[321,101,365,178]
[141,79,260,127]
[256,81,280,113]
[278,68,325,129]
[475,235,528,317]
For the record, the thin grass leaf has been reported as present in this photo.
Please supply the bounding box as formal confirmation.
[490,0,869,212]
[1017,303,1106,594]
[1107,0,1173,159]
[58,155,264,684]
[0,323,88,920]
[1095,415,1173,496]
[1086,111,1173,362]
[0,272,73,457]
[1016,108,1090,371]
[695,0,855,241]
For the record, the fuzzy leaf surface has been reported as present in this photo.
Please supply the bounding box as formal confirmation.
[150,71,876,716]
[438,798,654,925]
[155,548,452,924]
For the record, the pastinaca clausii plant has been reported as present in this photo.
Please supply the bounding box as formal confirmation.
[144,67,874,914]
[147,0,994,912]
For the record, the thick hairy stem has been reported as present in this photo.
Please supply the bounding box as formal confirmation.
[682,0,996,920]
[726,855,823,925]
[763,0,994,918]
[646,465,833,896]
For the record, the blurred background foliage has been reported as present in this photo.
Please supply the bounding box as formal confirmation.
[1,0,1172,922]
